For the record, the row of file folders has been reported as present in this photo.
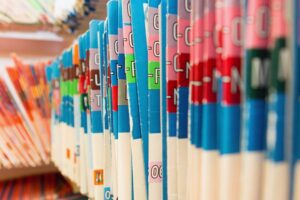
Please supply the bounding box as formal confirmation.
[17,0,300,199]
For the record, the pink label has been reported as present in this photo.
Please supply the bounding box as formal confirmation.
[190,0,200,66]
[193,18,204,64]
[166,47,178,81]
[190,24,194,66]
[178,19,191,53]
[148,35,160,61]
[90,90,102,111]
[203,8,216,60]
[118,28,124,54]
[148,7,160,62]
[148,161,162,183]
[89,49,99,70]
[222,6,242,58]
[216,0,224,49]
[123,26,134,54]
[245,0,271,48]
[270,0,287,40]
[108,35,118,60]
[122,0,131,23]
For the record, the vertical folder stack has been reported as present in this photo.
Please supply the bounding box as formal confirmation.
[2,0,297,199]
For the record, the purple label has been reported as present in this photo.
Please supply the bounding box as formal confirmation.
[167,14,178,47]
[148,7,160,35]
[178,0,191,19]
[89,49,100,70]
[90,90,102,111]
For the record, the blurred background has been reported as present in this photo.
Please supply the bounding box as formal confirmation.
[0,1,106,198]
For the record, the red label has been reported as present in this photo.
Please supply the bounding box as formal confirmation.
[90,69,100,90]
[112,86,118,111]
[167,80,177,112]
[85,50,91,86]
[191,62,203,104]
[107,66,111,88]
[177,53,190,87]
[222,57,241,105]
[203,59,217,103]
[79,75,87,94]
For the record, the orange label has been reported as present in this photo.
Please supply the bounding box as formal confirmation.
[66,149,70,159]
[94,169,104,185]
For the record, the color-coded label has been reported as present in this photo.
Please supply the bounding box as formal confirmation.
[94,169,104,185]
[222,6,243,58]
[149,161,163,183]
[245,49,270,99]
[109,35,119,60]
[245,0,271,48]
[125,54,136,83]
[190,62,203,104]
[104,187,112,200]
[123,27,134,54]
[118,79,128,105]
[90,90,102,111]
[148,62,160,89]
[203,59,217,103]
[177,53,190,87]
[222,57,242,105]
[148,7,160,62]
[66,149,70,159]
[167,80,178,112]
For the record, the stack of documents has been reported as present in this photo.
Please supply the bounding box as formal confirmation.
[0,56,51,169]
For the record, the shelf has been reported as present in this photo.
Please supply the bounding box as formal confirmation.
[0,163,58,181]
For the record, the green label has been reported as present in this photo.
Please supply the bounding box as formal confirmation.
[73,79,79,94]
[271,38,286,93]
[60,79,67,96]
[125,54,136,83]
[148,61,160,90]
[66,80,71,96]
[246,49,270,99]
[81,93,90,111]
